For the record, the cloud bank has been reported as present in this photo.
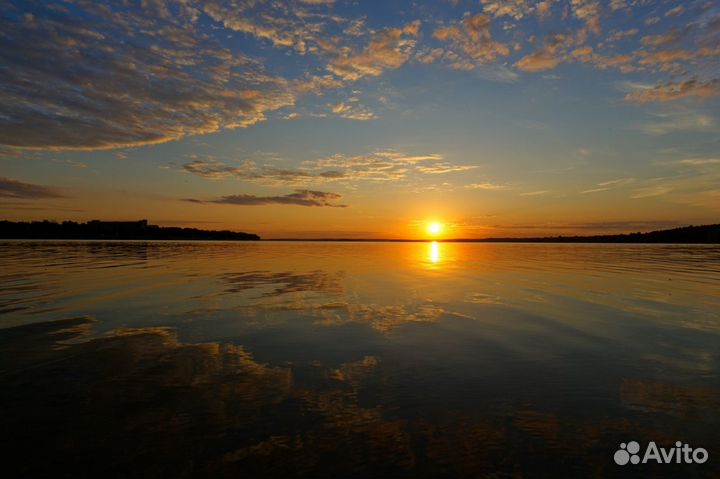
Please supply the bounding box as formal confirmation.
[0,1,293,151]
[186,190,347,207]
[2,0,719,155]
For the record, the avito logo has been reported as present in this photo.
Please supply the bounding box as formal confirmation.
[614,441,709,465]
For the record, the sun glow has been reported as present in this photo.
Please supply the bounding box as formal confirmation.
[427,222,443,236]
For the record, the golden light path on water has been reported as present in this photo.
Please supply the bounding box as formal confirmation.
[429,241,440,264]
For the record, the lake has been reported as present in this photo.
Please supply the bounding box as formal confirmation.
[1,241,719,478]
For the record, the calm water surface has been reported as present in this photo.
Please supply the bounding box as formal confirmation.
[1,241,719,478]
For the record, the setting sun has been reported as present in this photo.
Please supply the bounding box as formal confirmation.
[427,222,443,236]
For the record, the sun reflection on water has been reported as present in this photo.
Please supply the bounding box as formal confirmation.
[429,241,440,264]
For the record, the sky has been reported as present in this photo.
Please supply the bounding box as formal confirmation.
[1,0,719,239]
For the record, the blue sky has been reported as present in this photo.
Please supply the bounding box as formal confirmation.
[1,0,719,238]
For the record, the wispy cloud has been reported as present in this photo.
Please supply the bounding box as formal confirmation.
[415,164,478,174]
[182,159,344,185]
[202,0,342,54]
[580,177,635,194]
[636,111,715,135]
[330,102,378,121]
[640,27,688,47]
[655,157,720,169]
[0,177,66,199]
[624,80,720,103]
[675,158,720,166]
[519,190,549,196]
[186,190,347,207]
[183,160,257,180]
[482,220,687,232]
[303,150,473,182]
[182,149,469,186]
[664,5,685,18]
[631,185,673,199]
[465,182,506,190]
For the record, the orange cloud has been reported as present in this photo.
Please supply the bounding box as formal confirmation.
[638,49,694,67]
[516,51,559,71]
[665,5,685,17]
[329,102,378,121]
[570,0,602,35]
[432,14,509,68]
[624,79,720,103]
[640,27,687,47]
[327,22,421,81]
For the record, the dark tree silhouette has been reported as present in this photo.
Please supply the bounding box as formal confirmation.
[0,220,260,240]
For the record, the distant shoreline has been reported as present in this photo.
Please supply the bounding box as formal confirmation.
[1,221,718,244]
[267,224,720,243]
[1,239,718,244]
